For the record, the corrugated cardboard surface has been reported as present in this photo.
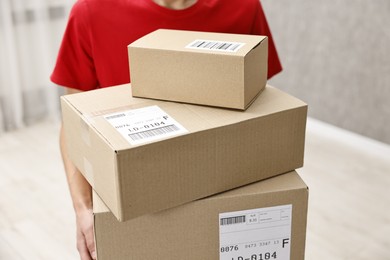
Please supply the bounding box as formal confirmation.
[128,29,268,110]
[94,171,309,260]
[61,84,307,221]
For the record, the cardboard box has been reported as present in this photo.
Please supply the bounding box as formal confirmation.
[128,29,268,110]
[61,84,307,221]
[94,171,309,260]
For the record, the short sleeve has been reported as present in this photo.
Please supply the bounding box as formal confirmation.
[50,0,99,91]
[252,1,282,79]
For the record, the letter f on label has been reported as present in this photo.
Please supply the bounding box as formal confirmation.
[282,238,290,248]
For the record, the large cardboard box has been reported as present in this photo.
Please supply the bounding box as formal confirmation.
[94,171,309,260]
[128,29,268,110]
[61,84,307,222]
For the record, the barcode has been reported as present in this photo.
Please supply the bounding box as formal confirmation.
[186,39,244,52]
[220,215,246,226]
[105,113,126,120]
[128,124,180,141]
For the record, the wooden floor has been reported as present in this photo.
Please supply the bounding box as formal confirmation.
[0,118,389,259]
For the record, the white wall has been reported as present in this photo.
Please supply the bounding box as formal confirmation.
[262,0,390,144]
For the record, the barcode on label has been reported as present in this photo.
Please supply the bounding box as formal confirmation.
[186,39,245,52]
[128,125,180,141]
[220,215,246,226]
[105,113,126,120]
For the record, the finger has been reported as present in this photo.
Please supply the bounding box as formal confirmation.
[85,226,96,259]
[78,240,92,260]
[77,231,92,260]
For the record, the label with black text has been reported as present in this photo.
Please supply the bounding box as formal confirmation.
[104,106,188,145]
[219,205,292,260]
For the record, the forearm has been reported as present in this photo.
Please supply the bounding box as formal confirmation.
[60,120,96,259]
[60,123,92,214]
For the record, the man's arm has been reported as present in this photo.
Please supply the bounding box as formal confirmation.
[60,87,96,260]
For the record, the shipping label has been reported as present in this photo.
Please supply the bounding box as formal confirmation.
[186,39,245,52]
[219,205,292,260]
[104,105,188,145]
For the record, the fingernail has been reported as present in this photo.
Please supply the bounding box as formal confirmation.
[91,251,97,259]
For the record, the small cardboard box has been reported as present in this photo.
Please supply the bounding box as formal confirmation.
[94,171,309,260]
[61,84,307,222]
[128,29,268,110]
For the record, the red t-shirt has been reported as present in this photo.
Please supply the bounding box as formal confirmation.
[51,0,282,91]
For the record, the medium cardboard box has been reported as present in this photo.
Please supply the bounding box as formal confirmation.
[61,84,307,222]
[94,171,309,260]
[128,29,268,110]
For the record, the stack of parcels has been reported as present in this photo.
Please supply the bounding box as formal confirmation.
[61,29,309,260]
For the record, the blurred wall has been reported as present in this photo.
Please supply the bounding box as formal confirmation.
[262,0,390,144]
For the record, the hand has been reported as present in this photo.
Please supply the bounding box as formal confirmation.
[76,208,96,260]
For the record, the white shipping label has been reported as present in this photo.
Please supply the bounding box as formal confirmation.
[186,39,245,52]
[104,106,188,145]
[219,204,292,260]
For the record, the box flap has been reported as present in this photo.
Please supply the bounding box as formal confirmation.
[93,171,306,214]
[129,29,266,56]
[63,84,307,152]
[93,190,110,214]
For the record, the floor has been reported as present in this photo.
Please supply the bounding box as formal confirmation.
[0,117,389,260]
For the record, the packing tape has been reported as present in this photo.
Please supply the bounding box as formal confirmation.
[83,101,178,120]
[83,157,95,187]
[80,118,91,146]
[86,104,150,118]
